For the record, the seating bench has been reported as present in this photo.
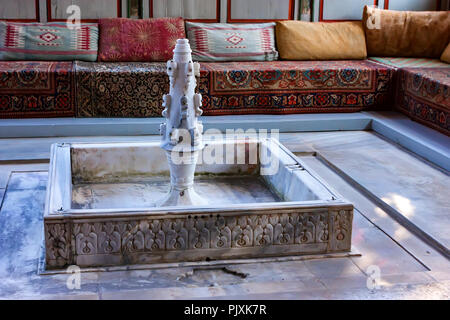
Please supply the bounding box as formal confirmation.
[1,59,396,118]
[369,57,450,136]
[0,58,449,136]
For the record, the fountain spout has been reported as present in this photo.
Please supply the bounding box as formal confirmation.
[158,39,206,206]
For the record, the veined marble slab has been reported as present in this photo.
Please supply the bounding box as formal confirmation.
[286,131,450,258]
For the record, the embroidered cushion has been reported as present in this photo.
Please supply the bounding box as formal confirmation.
[0,22,98,61]
[98,17,185,62]
[185,22,278,62]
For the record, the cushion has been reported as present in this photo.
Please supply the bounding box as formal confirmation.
[75,61,168,117]
[199,60,395,115]
[441,43,450,64]
[98,17,185,62]
[0,61,75,118]
[362,6,450,58]
[369,57,450,68]
[185,22,278,62]
[275,21,367,60]
[396,67,450,136]
[0,22,98,61]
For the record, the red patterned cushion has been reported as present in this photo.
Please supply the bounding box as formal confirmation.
[98,17,185,62]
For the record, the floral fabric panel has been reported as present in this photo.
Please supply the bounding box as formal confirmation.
[98,17,185,62]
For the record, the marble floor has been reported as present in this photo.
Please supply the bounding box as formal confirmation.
[0,131,449,299]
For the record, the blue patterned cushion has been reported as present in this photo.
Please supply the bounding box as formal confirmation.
[186,22,278,62]
[0,22,98,61]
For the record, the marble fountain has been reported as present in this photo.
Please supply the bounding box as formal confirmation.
[44,40,353,269]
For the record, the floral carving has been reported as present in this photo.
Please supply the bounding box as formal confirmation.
[122,222,144,253]
[329,210,353,251]
[211,216,232,249]
[74,223,101,255]
[45,223,71,267]
[254,215,273,246]
[273,214,295,245]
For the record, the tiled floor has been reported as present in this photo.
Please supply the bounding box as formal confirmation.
[0,131,448,300]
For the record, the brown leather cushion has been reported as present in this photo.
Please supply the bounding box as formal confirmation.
[441,43,450,63]
[276,21,367,60]
[363,5,450,58]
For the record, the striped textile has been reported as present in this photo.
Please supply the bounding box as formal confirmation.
[369,57,450,68]
[186,22,278,62]
[0,22,98,61]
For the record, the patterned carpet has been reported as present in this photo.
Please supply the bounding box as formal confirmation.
[75,61,168,117]
[0,61,75,118]
[199,60,396,115]
[74,60,396,117]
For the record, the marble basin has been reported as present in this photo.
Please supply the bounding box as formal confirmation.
[44,138,353,269]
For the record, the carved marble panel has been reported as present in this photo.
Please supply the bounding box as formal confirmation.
[45,207,352,268]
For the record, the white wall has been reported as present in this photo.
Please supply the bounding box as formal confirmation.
[314,0,443,21]
[0,0,39,20]
[49,0,120,20]
[229,0,292,21]
[0,0,443,22]
[152,0,217,20]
